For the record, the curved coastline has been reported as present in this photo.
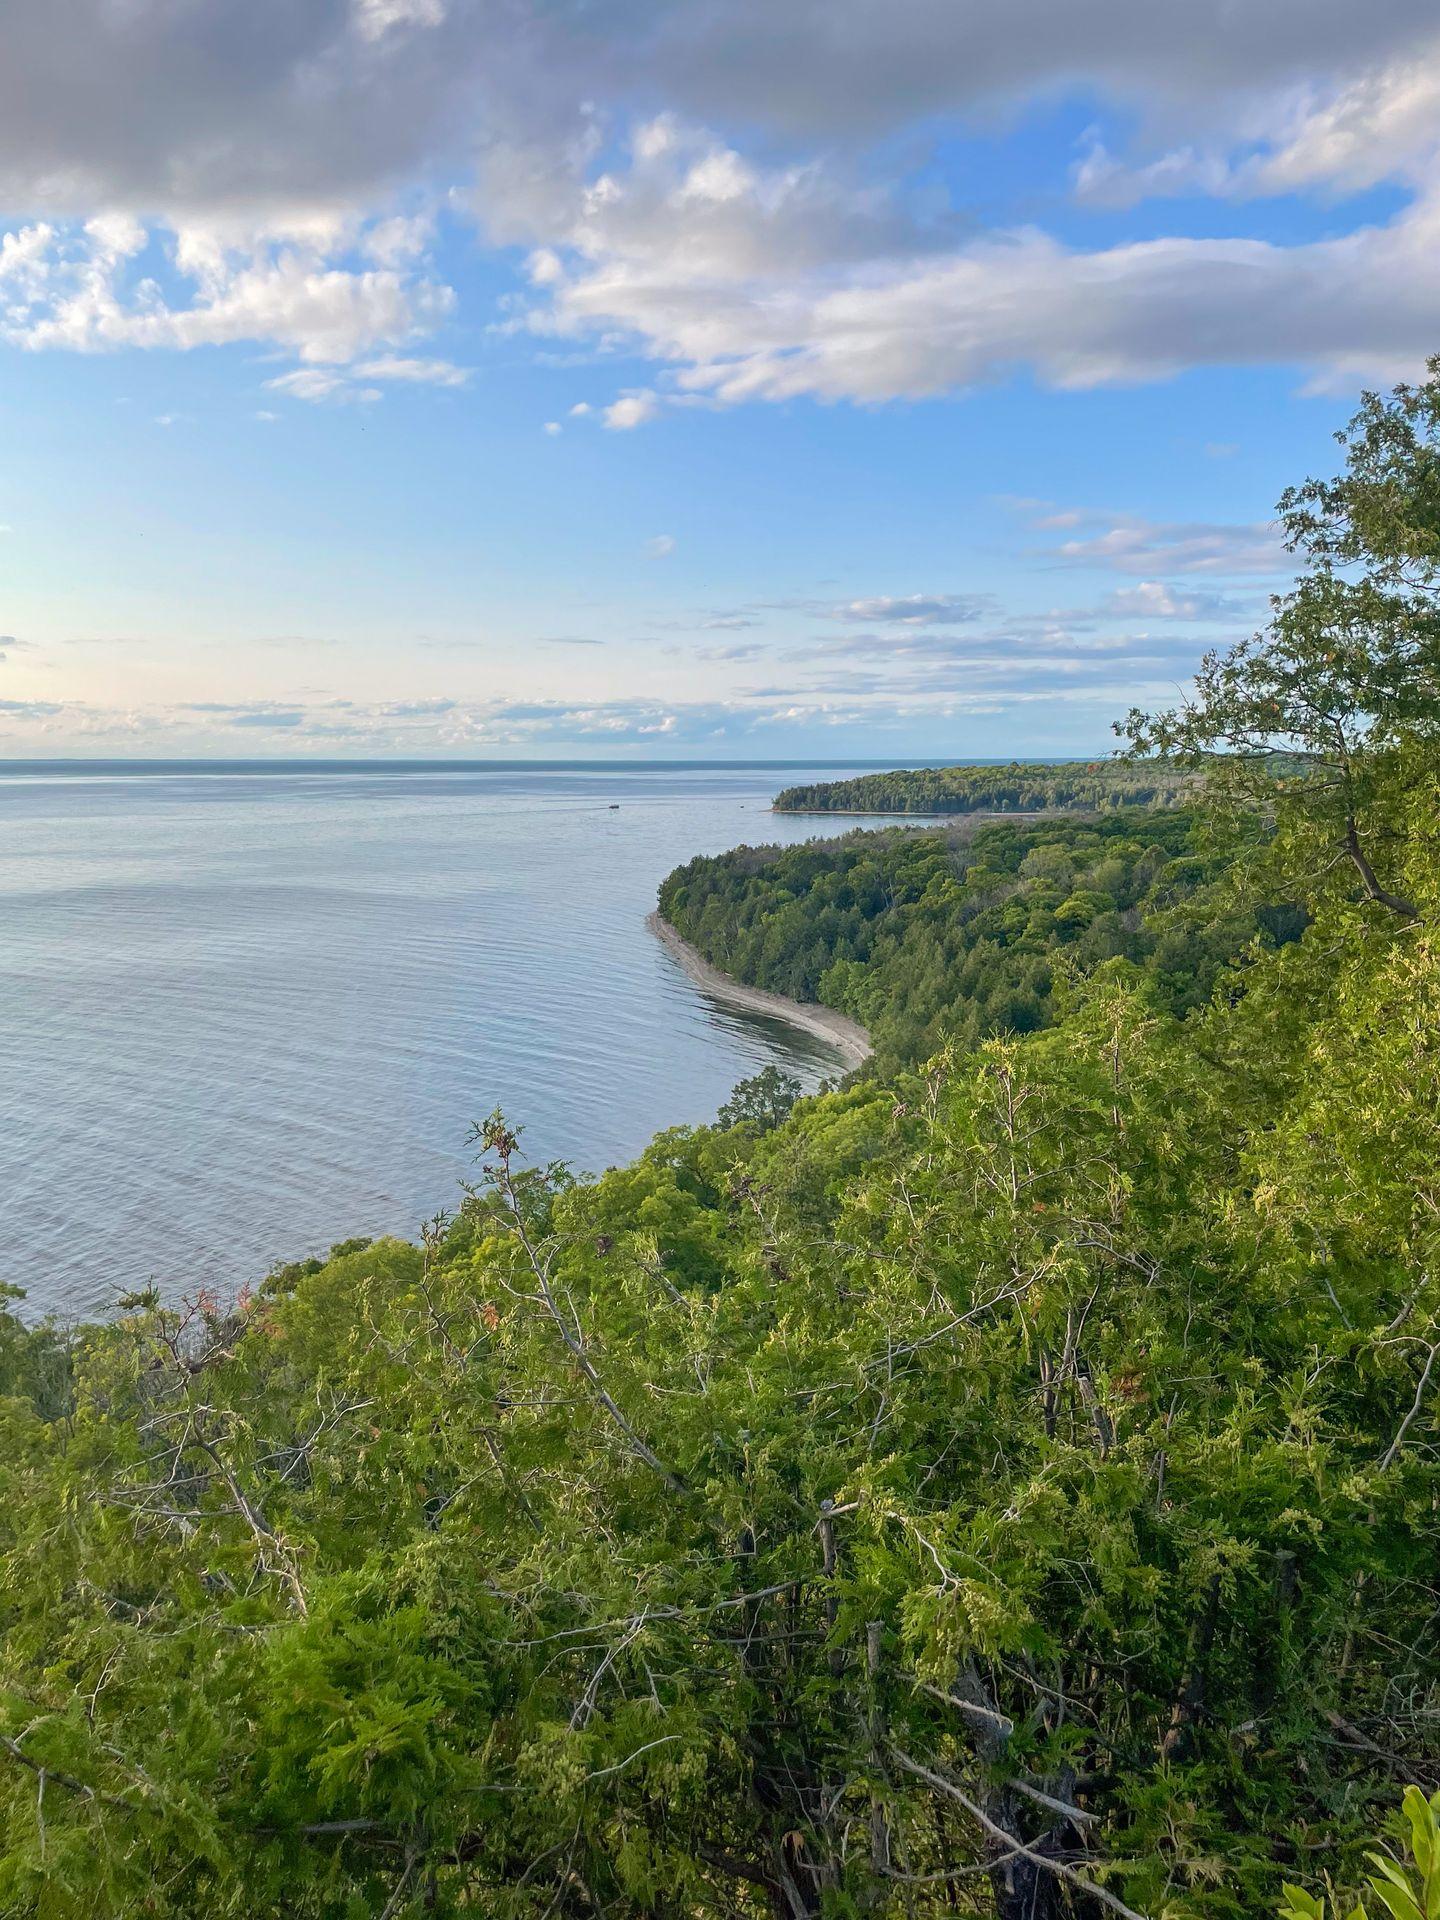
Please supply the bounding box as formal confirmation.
[646,910,873,1070]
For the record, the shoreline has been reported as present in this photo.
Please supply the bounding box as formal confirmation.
[768,807,945,819]
[646,911,873,1070]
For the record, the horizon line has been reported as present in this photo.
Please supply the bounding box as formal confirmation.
[0,753,1102,775]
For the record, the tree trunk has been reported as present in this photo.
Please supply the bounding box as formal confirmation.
[989,1837,1068,1920]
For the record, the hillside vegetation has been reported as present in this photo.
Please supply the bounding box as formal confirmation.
[2,377,1440,1920]
[772,761,1196,816]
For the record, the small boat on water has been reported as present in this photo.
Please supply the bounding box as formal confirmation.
[608,803,620,810]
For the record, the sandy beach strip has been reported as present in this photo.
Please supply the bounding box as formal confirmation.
[766,807,1055,822]
[646,911,873,1070]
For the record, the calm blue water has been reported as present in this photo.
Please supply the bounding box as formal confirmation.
[0,763,901,1318]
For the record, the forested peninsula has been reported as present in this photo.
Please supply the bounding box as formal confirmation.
[772,761,1197,816]
[656,811,1303,1075]
[3,376,1440,1920]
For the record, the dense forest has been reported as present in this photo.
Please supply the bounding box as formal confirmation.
[658,813,1304,1073]
[3,377,1440,1920]
[771,762,1197,816]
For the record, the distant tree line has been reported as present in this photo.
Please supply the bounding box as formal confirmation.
[772,760,1197,816]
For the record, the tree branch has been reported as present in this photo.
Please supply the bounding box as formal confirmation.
[891,1750,1151,1920]
[1344,818,1419,921]
[0,1736,140,1816]
[1379,1341,1439,1471]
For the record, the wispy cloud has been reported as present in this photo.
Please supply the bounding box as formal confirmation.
[350,355,469,386]
[265,354,466,404]
[1051,515,1288,577]
[266,368,383,405]
[1101,581,1254,620]
[0,697,65,716]
[827,593,989,626]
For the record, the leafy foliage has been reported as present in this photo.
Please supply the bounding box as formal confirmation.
[1279,1788,1440,1920]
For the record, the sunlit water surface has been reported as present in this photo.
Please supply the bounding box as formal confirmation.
[0,763,903,1317]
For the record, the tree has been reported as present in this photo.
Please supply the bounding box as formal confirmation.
[716,1065,804,1131]
[1123,363,1440,922]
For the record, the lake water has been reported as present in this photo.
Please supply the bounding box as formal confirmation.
[0,762,900,1318]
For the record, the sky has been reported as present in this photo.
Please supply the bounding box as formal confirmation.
[2,0,1439,760]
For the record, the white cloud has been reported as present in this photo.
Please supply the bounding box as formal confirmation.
[1251,49,1440,195]
[266,368,383,404]
[2,218,456,372]
[351,354,469,385]
[1102,580,1248,619]
[469,83,1440,419]
[538,179,1440,408]
[604,390,662,430]
[543,420,562,434]
[1051,514,1288,576]
[0,223,56,302]
[352,0,447,44]
[362,213,435,266]
[1075,39,1440,207]
[263,351,468,402]
[375,696,458,716]
[835,593,986,626]
[1072,141,1235,207]
[647,533,677,557]
[5,0,1440,423]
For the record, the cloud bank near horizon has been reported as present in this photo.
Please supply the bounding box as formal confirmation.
[0,500,1279,755]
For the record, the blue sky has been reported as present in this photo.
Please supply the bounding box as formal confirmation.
[2,0,1438,758]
